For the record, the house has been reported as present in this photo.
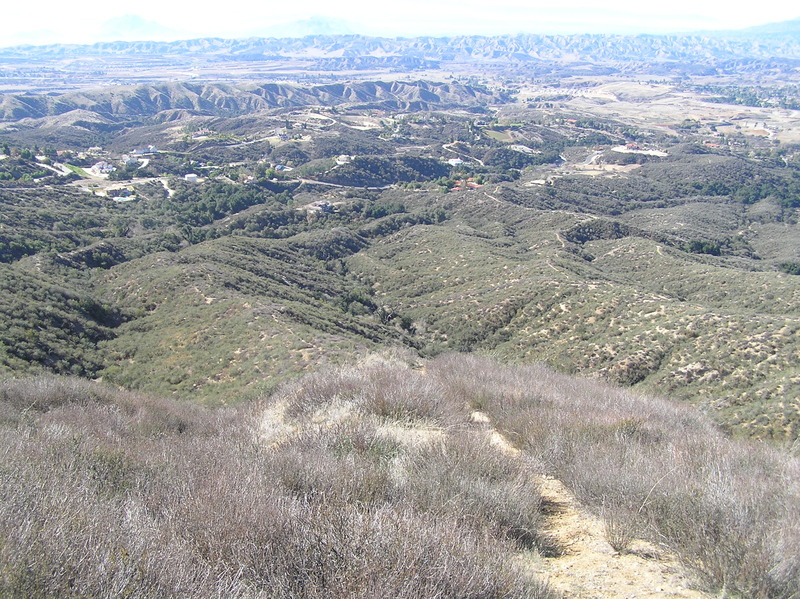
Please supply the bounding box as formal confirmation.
[191,128,213,140]
[509,144,538,155]
[131,145,158,156]
[448,158,464,166]
[111,188,134,201]
[451,178,482,191]
[307,201,333,213]
[184,173,199,183]
[90,161,116,175]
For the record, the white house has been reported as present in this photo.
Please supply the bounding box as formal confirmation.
[90,161,116,175]
[131,145,158,156]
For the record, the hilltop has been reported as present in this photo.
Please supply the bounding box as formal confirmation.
[0,353,797,597]
[0,81,504,122]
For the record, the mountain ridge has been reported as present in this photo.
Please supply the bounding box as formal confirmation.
[0,80,503,122]
[3,29,800,62]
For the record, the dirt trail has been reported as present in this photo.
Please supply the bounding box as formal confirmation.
[260,391,713,599]
[469,411,711,599]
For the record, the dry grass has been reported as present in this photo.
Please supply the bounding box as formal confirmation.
[0,372,553,598]
[427,353,800,598]
[4,354,797,597]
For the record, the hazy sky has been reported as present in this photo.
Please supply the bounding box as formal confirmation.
[3,0,799,45]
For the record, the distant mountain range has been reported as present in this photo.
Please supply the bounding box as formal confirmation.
[722,17,800,36]
[3,25,800,64]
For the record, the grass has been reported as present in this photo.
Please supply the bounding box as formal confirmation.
[64,164,90,177]
[425,353,800,598]
[485,129,515,142]
[0,366,556,598]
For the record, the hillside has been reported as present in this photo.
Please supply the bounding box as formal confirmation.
[347,179,800,439]
[1,76,800,440]
[0,80,504,122]
[2,33,800,598]
[1,354,797,597]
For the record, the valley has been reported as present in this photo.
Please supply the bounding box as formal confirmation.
[2,25,800,599]
[2,64,800,439]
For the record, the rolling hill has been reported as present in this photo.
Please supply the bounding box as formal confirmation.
[0,81,504,122]
[1,71,799,444]
[2,30,800,599]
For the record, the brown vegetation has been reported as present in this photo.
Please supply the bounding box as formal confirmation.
[0,370,552,598]
[1,353,798,598]
[427,354,800,598]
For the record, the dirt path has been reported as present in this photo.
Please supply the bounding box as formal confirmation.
[295,178,393,190]
[443,142,485,166]
[531,476,709,599]
[470,411,711,599]
[260,387,713,599]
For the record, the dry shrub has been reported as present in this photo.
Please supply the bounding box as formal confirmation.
[601,497,641,553]
[10,357,793,598]
[395,431,555,554]
[278,359,458,425]
[0,374,115,413]
[266,423,398,504]
[0,374,555,599]
[280,365,366,417]
[427,353,800,598]
[357,365,454,422]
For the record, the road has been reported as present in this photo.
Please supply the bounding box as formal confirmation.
[296,178,394,191]
[442,142,485,166]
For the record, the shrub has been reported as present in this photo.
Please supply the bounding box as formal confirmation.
[426,354,800,598]
[0,374,555,598]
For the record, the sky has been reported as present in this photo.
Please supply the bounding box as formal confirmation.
[2,0,799,46]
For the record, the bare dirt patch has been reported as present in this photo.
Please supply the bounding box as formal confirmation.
[530,475,710,599]
[470,410,713,599]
